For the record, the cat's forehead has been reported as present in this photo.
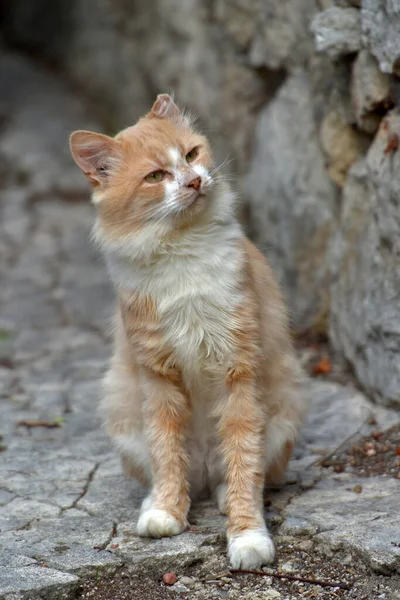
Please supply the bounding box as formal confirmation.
[117,118,198,155]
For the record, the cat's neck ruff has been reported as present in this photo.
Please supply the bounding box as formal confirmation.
[104,217,244,294]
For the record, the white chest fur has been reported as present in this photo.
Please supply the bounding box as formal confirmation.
[106,223,244,370]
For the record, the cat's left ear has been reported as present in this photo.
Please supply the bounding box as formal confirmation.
[69,130,122,188]
[148,94,188,126]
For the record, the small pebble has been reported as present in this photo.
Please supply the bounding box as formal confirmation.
[352,484,362,493]
[172,583,189,593]
[264,590,281,599]
[298,540,313,552]
[162,572,177,585]
[280,560,300,573]
[179,576,195,586]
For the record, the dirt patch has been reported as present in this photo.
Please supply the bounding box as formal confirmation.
[76,570,176,600]
[74,537,400,600]
[321,424,400,479]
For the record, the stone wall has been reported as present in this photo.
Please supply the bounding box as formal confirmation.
[2,0,399,407]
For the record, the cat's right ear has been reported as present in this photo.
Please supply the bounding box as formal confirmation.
[149,94,181,122]
[69,130,122,187]
[148,94,191,126]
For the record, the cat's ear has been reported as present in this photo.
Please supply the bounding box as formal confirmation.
[148,94,183,124]
[69,130,122,187]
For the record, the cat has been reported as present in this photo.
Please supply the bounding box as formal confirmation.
[69,94,307,570]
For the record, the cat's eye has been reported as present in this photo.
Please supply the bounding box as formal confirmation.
[186,147,199,163]
[145,170,165,183]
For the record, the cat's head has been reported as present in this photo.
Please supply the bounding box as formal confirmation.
[70,94,233,260]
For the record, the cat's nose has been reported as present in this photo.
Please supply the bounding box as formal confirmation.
[187,176,201,191]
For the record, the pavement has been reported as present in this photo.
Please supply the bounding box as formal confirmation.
[0,51,399,600]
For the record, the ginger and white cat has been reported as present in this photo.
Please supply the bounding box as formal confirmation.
[70,94,306,569]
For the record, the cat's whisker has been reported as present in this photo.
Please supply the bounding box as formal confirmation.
[211,156,234,175]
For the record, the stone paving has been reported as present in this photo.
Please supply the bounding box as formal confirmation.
[0,52,399,600]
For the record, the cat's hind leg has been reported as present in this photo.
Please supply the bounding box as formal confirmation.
[215,482,228,515]
[100,362,151,488]
[263,378,307,487]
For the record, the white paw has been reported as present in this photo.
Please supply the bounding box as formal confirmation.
[228,528,275,569]
[215,483,228,515]
[137,508,185,538]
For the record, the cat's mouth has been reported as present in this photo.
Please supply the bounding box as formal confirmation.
[182,190,206,209]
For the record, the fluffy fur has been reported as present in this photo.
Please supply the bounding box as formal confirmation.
[70,94,307,569]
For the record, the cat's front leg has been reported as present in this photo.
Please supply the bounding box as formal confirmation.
[218,376,274,569]
[137,368,191,539]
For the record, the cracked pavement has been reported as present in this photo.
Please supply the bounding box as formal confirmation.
[0,52,399,600]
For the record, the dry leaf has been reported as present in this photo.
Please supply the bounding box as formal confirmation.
[313,357,332,376]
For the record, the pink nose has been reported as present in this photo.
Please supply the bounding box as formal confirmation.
[187,176,201,191]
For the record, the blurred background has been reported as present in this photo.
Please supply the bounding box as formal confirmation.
[0,0,399,410]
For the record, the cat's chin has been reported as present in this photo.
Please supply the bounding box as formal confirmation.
[182,190,206,208]
[176,193,208,222]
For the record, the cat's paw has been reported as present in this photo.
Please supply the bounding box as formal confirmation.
[137,508,185,538]
[228,528,275,569]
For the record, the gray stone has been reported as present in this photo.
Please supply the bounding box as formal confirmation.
[245,71,337,327]
[361,0,400,74]
[279,516,318,536]
[261,590,281,599]
[0,565,79,600]
[171,583,190,593]
[320,109,370,187]
[285,476,400,573]
[330,113,400,407]
[35,546,122,578]
[245,0,317,70]
[351,50,391,134]
[301,381,382,452]
[311,7,362,59]
[179,576,196,586]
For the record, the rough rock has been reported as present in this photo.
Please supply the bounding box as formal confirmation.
[361,0,400,74]
[241,0,316,70]
[262,590,282,599]
[330,112,400,408]
[311,7,362,59]
[283,475,400,573]
[0,563,79,600]
[245,71,337,327]
[320,109,370,186]
[351,49,392,134]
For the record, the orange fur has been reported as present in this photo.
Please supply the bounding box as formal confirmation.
[265,440,294,486]
[70,94,307,568]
